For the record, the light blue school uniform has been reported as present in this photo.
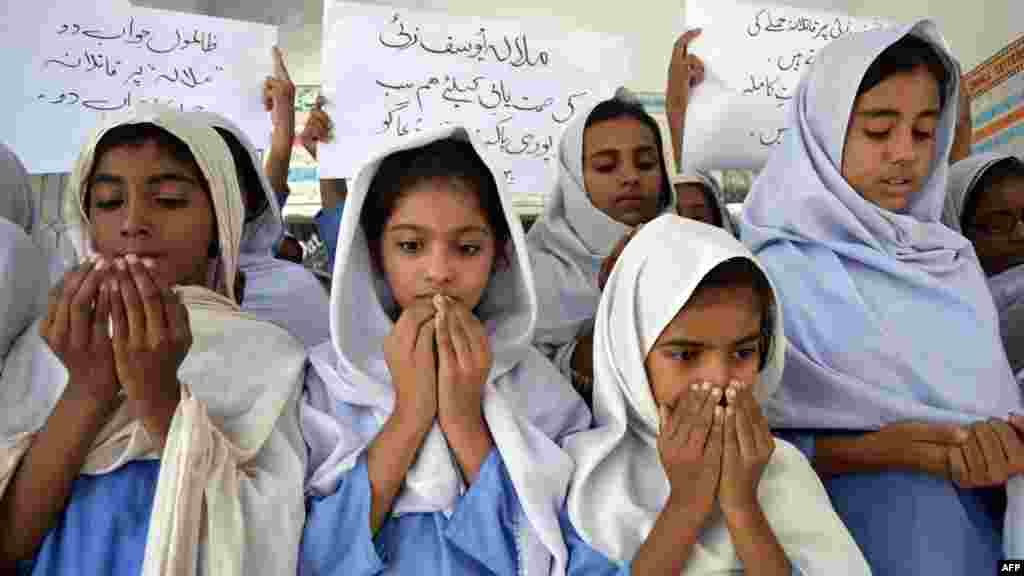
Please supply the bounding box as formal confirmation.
[17,461,159,576]
[301,449,522,575]
[778,431,1003,575]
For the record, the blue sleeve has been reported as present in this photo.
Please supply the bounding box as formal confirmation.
[773,429,817,462]
[560,508,630,576]
[442,449,521,576]
[300,452,386,576]
[313,203,344,271]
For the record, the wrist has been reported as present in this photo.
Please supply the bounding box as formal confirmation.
[721,494,764,529]
[391,401,436,438]
[439,402,485,435]
[131,379,182,443]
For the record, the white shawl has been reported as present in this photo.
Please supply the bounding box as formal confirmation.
[564,214,869,574]
[0,218,47,374]
[193,111,330,349]
[526,96,675,375]
[302,126,591,576]
[0,106,307,575]
[0,142,38,234]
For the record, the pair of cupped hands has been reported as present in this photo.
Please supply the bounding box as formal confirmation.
[384,294,493,433]
[41,254,190,437]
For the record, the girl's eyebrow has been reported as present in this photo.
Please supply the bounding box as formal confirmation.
[388,223,491,236]
[659,331,761,348]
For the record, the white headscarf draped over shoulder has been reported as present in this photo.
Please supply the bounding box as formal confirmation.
[739,21,1024,557]
[64,104,244,303]
[672,171,737,237]
[302,126,591,576]
[526,92,675,371]
[943,152,1024,376]
[2,105,307,576]
[564,215,868,574]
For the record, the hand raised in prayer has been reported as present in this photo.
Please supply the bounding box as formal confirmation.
[300,97,332,160]
[264,46,296,131]
[718,380,775,519]
[658,382,724,521]
[107,255,190,442]
[433,294,492,431]
[948,419,1024,488]
[598,227,642,292]
[42,258,119,408]
[666,29,705,115]
[383,301,438,434]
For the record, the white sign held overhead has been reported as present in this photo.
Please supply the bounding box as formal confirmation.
[318,1,633,201]
[682,0,889,171]
[0,0,277,174]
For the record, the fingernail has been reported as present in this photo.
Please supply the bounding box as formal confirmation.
[710,387,721,397]
[124,253,139,266]
[701,381,711,391]
[94,258,108,271]
[141,257,156,269]
[690,383,700,392]
[726,388,736,399]
[115,258,126,271]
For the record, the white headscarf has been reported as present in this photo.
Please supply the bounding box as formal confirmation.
[0,142,38,234]
[672,171,737,237]
[0,217,47,372]
[193,111,330,349]
[302,126,591,575]
[1,105,307,575]
[564,214,869,574]
[526,94,675,371]
[943,152,1024,375]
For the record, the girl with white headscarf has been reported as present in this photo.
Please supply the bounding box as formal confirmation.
[739,20,1024,573]
[526,94,674,399]
[943,153,1024,378]
[562,215,868,575]
[672,172,738,237]
[0,106,306,576]
[300,127,590,576]
[193,111,330,349]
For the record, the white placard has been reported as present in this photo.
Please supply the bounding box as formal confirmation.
[682,0,889,171]
[318,1,633,201]
[0,0,277,174]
